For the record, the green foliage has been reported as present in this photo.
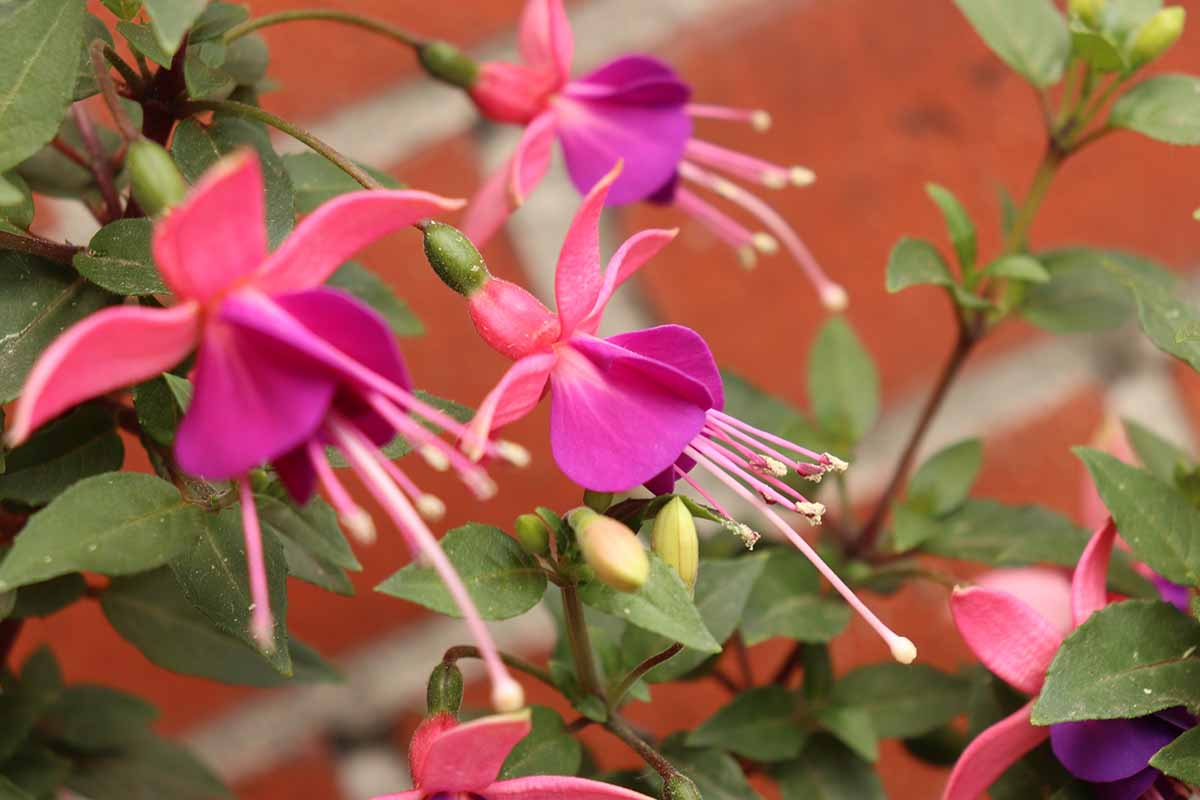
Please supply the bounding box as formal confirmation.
[1149,725,1200,784]
[327,262,424,336]
[926,183,977,270]
[954,0,1070,87]
[140,0,207,59]
[1111,75,1200,145]
[0,403,123,505]
[498,706,582,779]
[741,548,850,645]
[830,663,970,739]
[282,152,401,212]
[774,736,887,800]
[688,686,808,762]
[807,317,879,447]
[73,218,166,295]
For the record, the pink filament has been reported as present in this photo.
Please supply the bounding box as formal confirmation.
[686,139,793,188]
[307,441,365,520]
[674,187,756,249]
[708,409,826,462]
[705,416,810,473]
[674,465,735,520]
[238,478,275,653]
[685,103,767,125]
[691,437,798,509]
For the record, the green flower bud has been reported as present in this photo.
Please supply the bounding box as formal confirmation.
[419,41,479,89]
[662,774,701,800]
[1069,0,1104,27]
[248,468,272,493]
[567,507,648,593]
[426,661,464,715]
[126,138,188,217]
[651,497,698,595]
[514,513,550,556]
[423,221,491,296]
[583,489,613,512]
[1130,6,1186,67]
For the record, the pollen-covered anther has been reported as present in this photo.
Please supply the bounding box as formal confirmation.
[790,166,817,187]
[796,500,826,524]
[496,440,531,467]
[737,245,757,269]
[823,453,850,472]
[417,493,447,521]
[419,444,451,471]
[752,232,779,254]
[751,110,772,132]
[340,508,377,545]
[762,171,789,189]
[751,454,788,478]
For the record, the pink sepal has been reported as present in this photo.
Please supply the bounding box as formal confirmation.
[1072,520,1118,628]
[941,702,1047,800]
[416,711,532,793]
[951,584,1063,695]
[554,162,621,336]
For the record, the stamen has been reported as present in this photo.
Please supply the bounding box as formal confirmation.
[790,166,817,186]
[328,416,524,710]
[238,478,275,654]
[752,232,779,254]
[796,501,826,525]
[685,103,772,132]
[495,440,531,467]
[824,453,850,472]
[691,438,800,509]
[674,466,762,551]
[703,421,786,477]
[708,410,825,463]
[679,161,848,311]
[376,455,446,522]
[686,140,815,192]
[420,444,451,471]
[307,441,376,544]
[685,445,917,664]
[675,186,758,257]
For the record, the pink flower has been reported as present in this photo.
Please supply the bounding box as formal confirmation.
[373,710,656,800]
[8,152,526,711]
[458,0,846,309]
[439,163,915,664]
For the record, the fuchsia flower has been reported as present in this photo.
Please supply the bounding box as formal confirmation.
[440,163,915,664]
[8,152,528,711]
[373,710,656,800]
[459,0,847,309]
[944,521,1195,800]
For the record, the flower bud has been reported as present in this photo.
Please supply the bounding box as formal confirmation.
[418,41,479,89]
[568,507,649,593]
[468,277,561,360]
[662,774,701,800]
[583,489,613,512]
[126,138,187,217]
[651,497,698,595]
[426,661,464,715]
[1130,7,1186,67]
[423,221,491,297]
[514,513,550,556]
[1069,0,1104,27]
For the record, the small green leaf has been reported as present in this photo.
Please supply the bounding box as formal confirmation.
[815,705,877,763]
[1022,248,1171,333]
[73,13,115,101]
[282,152,400,213]
[140,0,206,59]
[890,504,944,552]
[327,262,424,336]
[1104,259,1200,371]
[982,254,1050,283]
[654,740,762,800]
[808,317,879,446]
[831,663,970,739]
[498,706,582,779]
[134,374,189,446]
[101,0,142,21]
[907,439,983,516]
[688,687,808,762]
[0,403,123,505]
[73,218,166,295]
[925,183,977,270]
[741,548,850,646]
[0,473,203,591]
[376,523,546,620]
[256,492,358,596]
[954,0,1070,87]
[885,237,955,293]
[1123,418,1191,484]
[0,648,63,762]
[188,2,248,41]
[1149,725,1200,784]
[1033,600,1200,723]
[1111,75,1200,145]
[1070,26,1127,72]
[43,686,157,751]
[183,42,235,100]
[10,574,86,618]
[116,21,173,68]
[0,775,33,800]
[0,172,32,229]
[774,736,886,800]
[65,730,231,800]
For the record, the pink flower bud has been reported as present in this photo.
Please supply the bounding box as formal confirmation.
[469,62,557,124]
[568,507,649,593]
[468,277,562,360]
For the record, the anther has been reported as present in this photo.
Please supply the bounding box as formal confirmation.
[496,440,530,467]
[751,110,772,132]
[340,508,377,545]
[417,494,447,521]
[752,232,779,254]
[420,444,450,471]
[790,166,817,186]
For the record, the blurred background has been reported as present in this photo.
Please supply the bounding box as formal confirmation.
[24,0,1200,797]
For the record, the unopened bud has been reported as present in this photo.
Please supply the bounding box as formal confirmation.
[418,41,479,89]
[426,661,464,715]
[248,467,271,493]
[1131,7,1186,66]
[662,774,701,800]
[583,489,613,512]
[1069,0,1104,27]
[514,513,550,556]
[568,507,649,593]
[651,497,699,594]
[423,221,491,296]
[127,138,187,216]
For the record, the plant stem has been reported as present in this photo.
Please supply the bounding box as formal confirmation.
[711,667,739,693]
[441,645,556,688]
[90,41,141,142]
[99,41,144,95]
[770,643,806,686]
[561,584,602,698]
[225,9,428,48]
[1003,145,1061,255]
[71,105,122,223]
[607,643,683,709]
[51,137,90,169]
[0,230,83,265]
[732,632,754,687]
[605,714,681,783]
[183,99,382,190]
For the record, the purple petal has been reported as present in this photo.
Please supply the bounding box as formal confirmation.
[548,337,710,491]
[273,445,318,504]
[565,55,692,105]
[1051,717,1180,782]
[605,324,724,409]
[1091,767,1163,800]
[1153,574,1191,612]
[1154,706,1196,731]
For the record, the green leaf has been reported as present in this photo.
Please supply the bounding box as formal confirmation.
[688,686,808,762]
[1070,26,1127,73]
[654,741,762,800]
[101,0,142,21]
[1033,600,1200,723]
[140,0,206,59]
[1,744,71,798]
[171,115,295,247]
[0,403,123,505]
[1103,259,1200,371]
[741,548,850,646]
[982,254,1050,283]
[831,663,970,739]
[0,252,114,402]
[102,568,336,687]
[134,374,190,446]
[65,730,231,800]
[256,492,358,596]
[775,735,886,800]
[116,21,173,68]
[0,0,87,173]
[74,218,166,295]
[184,41,235,100]
[0,172,32,229]
[890,504,945,552]
[907,439,983,515]
[189,2,248,41]
[498,706,582,779]
[815,705,877,763]
[223,34,269,87]
[1124,418,1191,484]
[376,523,546,620]
[1022,248,1171,332]
[282,152,400,213]
[169,505,291,672]
[1101,0,1164,38]
[1111,75,1200,145]
[74,13,115,101]
[808,317,879,445]
[925,183,977,270]
[1077,448,1200,586]
[43,685,157,751]
[327,262,423,336]
[954,0,1070,87]
[1149,725,1200,784]
[0,775,33,800]
[885,237,954,292]
[0,473,203,591]
[580,554,720,653]
[10,573,86,618]
[0,647,62,762]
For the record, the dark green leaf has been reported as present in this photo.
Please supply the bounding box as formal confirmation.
[0,252,114,402]
[66,730,231,800]
[1033,600,1200,723]
[43,685,157,750]
[0,649,61,761]
[907,438,982,515]
[885,237,954,293]
[1149,725,1200,783]
[498,706,582,779]
[1124,418,1191,484]
[815,705,877,762]
[926,183,977,269]
[654,741,762,800]
[0,0,86,173]
[831,663,970,739]
[0,473,203,591]
[0,403,123,505]
[775,735,886,800]
[327,262,423,336]
[1022,248,1170,333]
[0,775,32,800]
[10,573,86,618]
[983,254,1050,283]
[74,217,166,296]
[954,0,1070,87]
[222,34,269,87]
[0,172,32,229]
[184,41,235,100]
[688,686,808,762]
[74,13,115,101]
[101,0,142,21]
[134,374,189,446]
[116,21,173,68]
[741,548,850,646]
[1111,75,1200,145]
[1103,259,1200,371]
[256,492,358,595]
[890,504,944,552]
[808,317,879,445]
[189,2,248,41]
[1070,26,1127,72]
[376,523,546,620]
[1,743,71,798]
[282,152,400,213]
[140,0,206,58]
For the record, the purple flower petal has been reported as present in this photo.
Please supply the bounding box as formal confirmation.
[605,324,724,409]
[273,445,318,504]
[1090,767,1163,800]
[1050,717,1180,782]
[566,55,692,105]
[1153,574,1191,612]
[1154,706,1197,731]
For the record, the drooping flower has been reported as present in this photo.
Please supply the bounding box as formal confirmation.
[8,151,527,712]
[426,163,915,664]
[372,710,656,800]
[944,521,1196,800]
[448,0,846,309]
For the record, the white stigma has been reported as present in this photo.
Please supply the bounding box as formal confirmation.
[762,171,788,189]
[340,508,377,545]
[824,453,850,472]
[496,440,531,467]
[821,284,850,312]
[420,444,450,471]
[737,244,757,270]
[751,110,772,132]
[417,494,446,521]
[796,501,825,524]
[790,166,817,187]
[714,178,740,200]
[751,232,779,254]
[889,636,918,665]
[466,471,498,500]
[492,678,526,712]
